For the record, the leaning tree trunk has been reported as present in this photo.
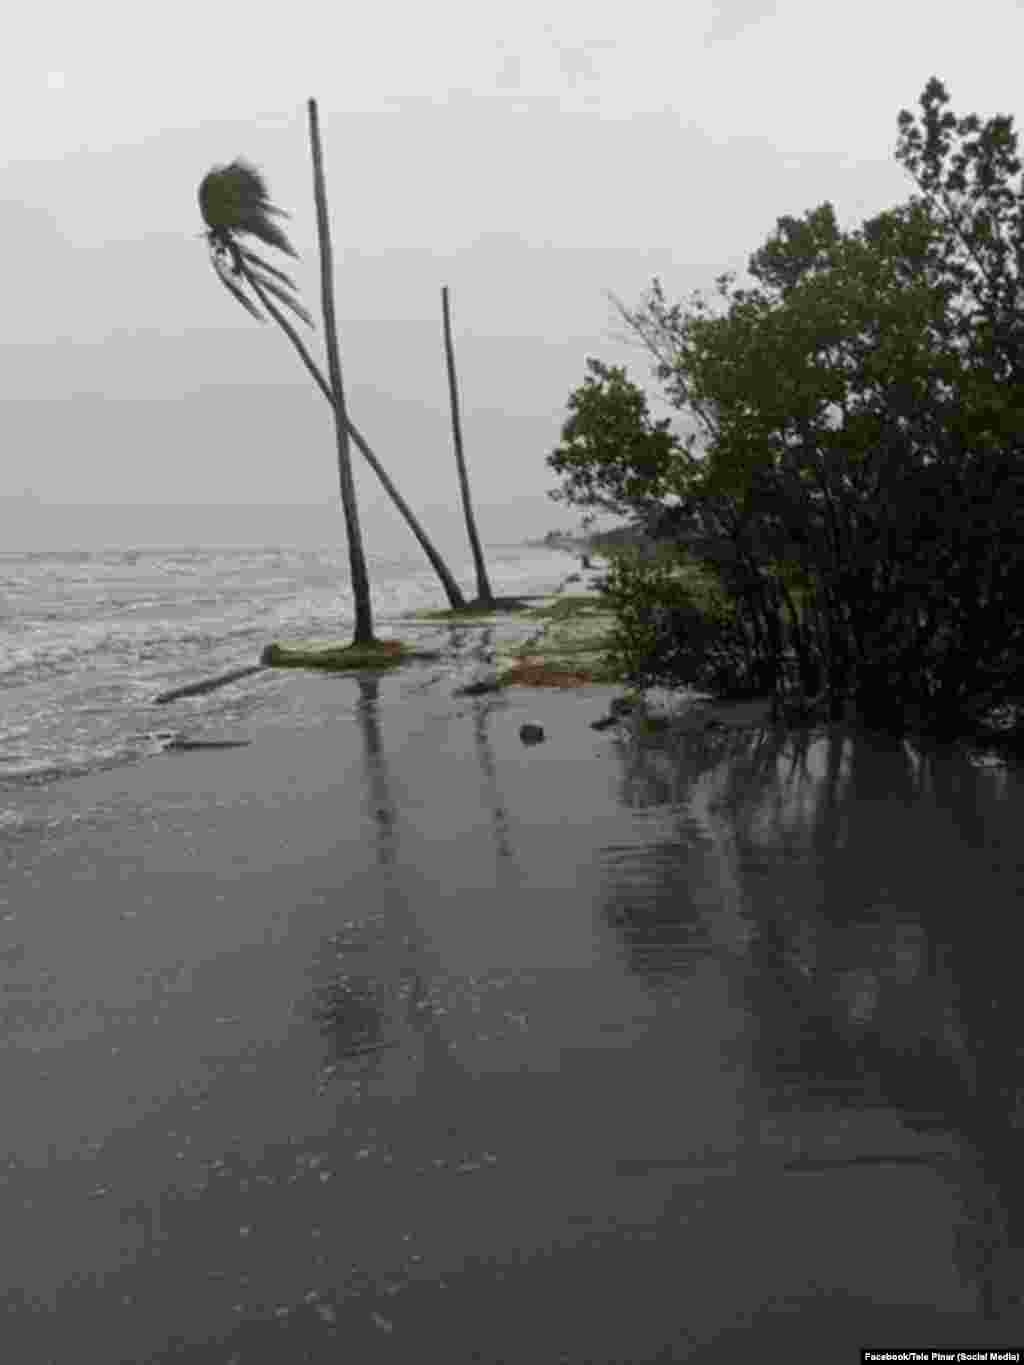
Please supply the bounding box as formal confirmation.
[441,285,493,606]
[308,98,375,645]
[235,274,467,610]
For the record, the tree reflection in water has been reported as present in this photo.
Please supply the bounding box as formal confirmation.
[601,715,1024,1320]
[310,666,508,1142]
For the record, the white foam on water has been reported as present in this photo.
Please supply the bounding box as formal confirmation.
[1,543,576,789]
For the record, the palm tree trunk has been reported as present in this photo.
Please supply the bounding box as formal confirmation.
[441,286,494,605]
[308,98,374,645]
[235,275,467,610]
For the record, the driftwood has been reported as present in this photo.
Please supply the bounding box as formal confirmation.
[154,665,267,705]
[162,737,252,751]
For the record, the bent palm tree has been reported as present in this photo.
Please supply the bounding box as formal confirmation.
[198,155,467,614]
[201,151,372,643]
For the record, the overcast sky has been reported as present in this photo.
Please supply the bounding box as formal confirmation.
[2,0,1021,552]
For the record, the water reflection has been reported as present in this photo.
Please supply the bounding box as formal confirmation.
[311,665,515,1102]
[308,676,401,1066]
[314,968,391,1059]
[469,697,515,863]
[11,669,1024,1357]
[599,836,710,986]
[354,675,397,868]
[601,718,1024,1322]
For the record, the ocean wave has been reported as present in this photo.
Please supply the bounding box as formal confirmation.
[0,543,571,790]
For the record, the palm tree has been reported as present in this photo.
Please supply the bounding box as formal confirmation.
[306,100,373,644]
[441,285,494,606]
[198,151,468,614]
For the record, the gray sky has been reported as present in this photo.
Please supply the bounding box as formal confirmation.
[2,0,1021,552]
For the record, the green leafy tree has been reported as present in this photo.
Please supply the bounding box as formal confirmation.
[552,81,1024,737]
[601,547,757,695]
[546,358,690,522]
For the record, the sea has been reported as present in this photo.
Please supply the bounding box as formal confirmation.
[0,541,578,802]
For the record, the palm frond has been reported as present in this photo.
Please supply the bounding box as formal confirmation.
[199,158,314,326]
[238,246,299,291]
[246,264,315,329]
[210,254,265,321]
[198,158,299,258]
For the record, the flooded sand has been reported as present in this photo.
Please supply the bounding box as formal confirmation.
[2,669,1023,1362]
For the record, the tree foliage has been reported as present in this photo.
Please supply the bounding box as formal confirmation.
[601,548,767,696]
[546,358,691,520]
[198,160,314,327]
[549,79,1024,738]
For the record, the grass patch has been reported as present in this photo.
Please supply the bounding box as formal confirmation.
[497,661,602,688]
[523,595,608,622]
[497,656,626,688]
[507,620,617,662]
[261,639,442,672]
[409,595,543,623]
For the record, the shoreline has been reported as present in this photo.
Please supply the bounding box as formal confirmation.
[148,548,1024,767]
[6,544,1016,809]
[4,630,1022,1358]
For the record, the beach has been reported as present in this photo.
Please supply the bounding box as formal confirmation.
[5,629,1024,1361]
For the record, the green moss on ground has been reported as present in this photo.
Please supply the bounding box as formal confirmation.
[522,595,608,621]
[261,640,442,672]
[409,596,541,622]
[508,634,617,661]
[496,661,600,688]
[496,656,625,688]
[410,592,610,625]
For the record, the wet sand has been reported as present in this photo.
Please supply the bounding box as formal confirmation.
[2,669,1022,1362]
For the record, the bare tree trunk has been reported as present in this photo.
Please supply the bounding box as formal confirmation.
[442,285,494,605]
[236,275,467,610]
[308,98,375,645]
